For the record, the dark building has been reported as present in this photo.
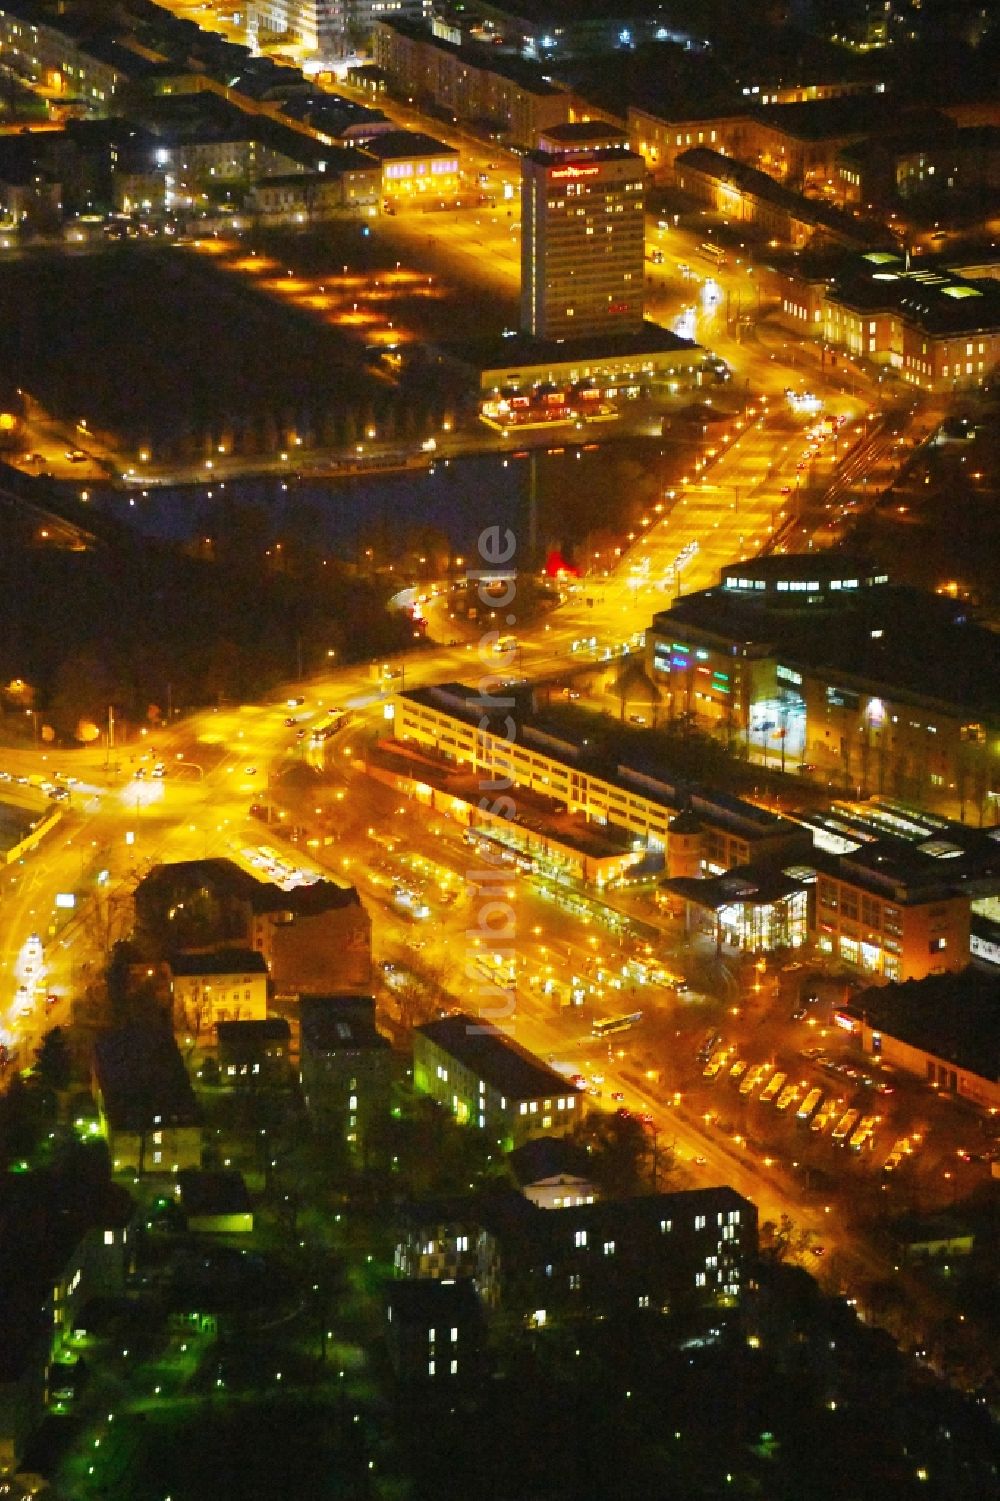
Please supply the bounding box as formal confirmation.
[647,557,1000,816]
[299,995,392,1157]
[92,1024,202,1175]
[395,1185,757,1323]
[216,1017,291,1087]
[0,1169,133,1471]
[134,858,372,995]
[844,967,1000,1111]
[385,1277,486,1386]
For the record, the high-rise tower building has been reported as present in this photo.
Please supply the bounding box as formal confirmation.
[520,143,646,340]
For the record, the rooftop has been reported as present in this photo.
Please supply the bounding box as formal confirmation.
[376,16,562,93]
[299,994,389,1054]
[169,948,267,978]
[653,579,1000,721]
[664,863,808,912]
[386,1275,483,1323]
[215,1018,291,1044]
[177,1168,252,1218]
[829,253,1000,337]
[417,1013,582,1102]
[358,129,455,161]
[448,322,701,372]
[92,1024,201,1132]
[401,682,806,850]
[850,967,1000,1082]
[676,147,882,248]
[137,858,361,917]
[507,1135,596,1188]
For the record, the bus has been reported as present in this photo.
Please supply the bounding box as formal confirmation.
[759,1071,786,1105]
[703,1047,730,1080]
[849,1114,878,1152]
[831,1108,860,1145]
[699,241,727,267]
[740,1063,770,1098]
[810,1096,839,1133]
[592,1011,642,1038]
[775,1083,801,1113]
[796,1086,823,1123]
[310,709,350,743]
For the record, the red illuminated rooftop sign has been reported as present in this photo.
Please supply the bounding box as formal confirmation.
[550,163,600,180]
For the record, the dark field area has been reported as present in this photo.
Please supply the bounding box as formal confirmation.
[0,228,480,460]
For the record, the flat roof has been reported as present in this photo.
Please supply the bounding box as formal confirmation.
[829,254,1000,337]
[652,582,1000,721]
[417,1013,582,1101]
[300,995,388,1054]
[539,121,629,144]
[401,682,806,848]
[138,858,361,917]
[447,322,701,373]
[664,864,808,912]
[359,128,455,161]
[524,144,643,169]
[851,967,1000,1082]
[178,1168,251,1217]
[376,16,563,93]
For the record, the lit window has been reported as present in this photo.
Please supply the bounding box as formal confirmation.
[574,1229,587,1248]
[104,1230,115,1246]
[603,1240,615,1256]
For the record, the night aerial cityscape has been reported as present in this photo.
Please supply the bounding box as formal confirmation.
[1,0,999,1498]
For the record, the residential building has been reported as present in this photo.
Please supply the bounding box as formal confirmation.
[299,994,392,1157]
[385,1277,485,1386]
[507,1136,599,1208]
[393,1185,757,1322]
[248,0,429,58]
[414,1013,582,1150]
[169,947,269,1031]
[520,144,645,340]
[844,968,1000,1111]
[216,1017,291,1087]
[371,17,570,147]
[836,124,1000,210]
[0,1171,132,1471]
[92,1024,203,1175]
[134,858,372,995]
[394,1197,481,1281]
[0,2,127,115]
